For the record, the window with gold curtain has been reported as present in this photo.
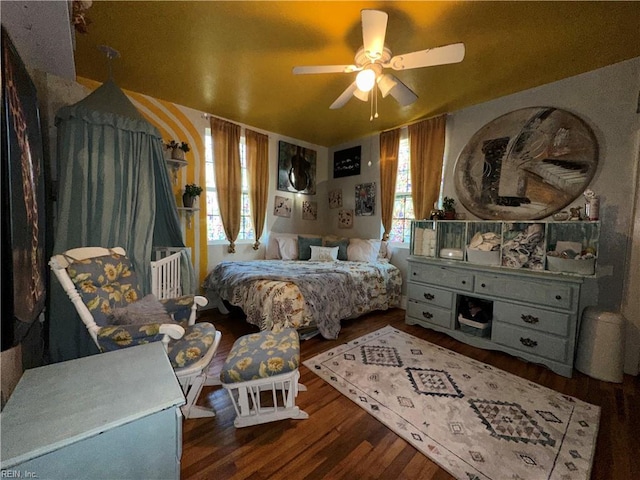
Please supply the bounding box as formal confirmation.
[379,128,401,241]
[409,115,447,220]
[210,117,241,253]
[245,129,269,250]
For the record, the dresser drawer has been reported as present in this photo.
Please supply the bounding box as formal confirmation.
[407,283,453,309]
[493,302,570,336]
[409,264,473,292]
[475,274,574,310]
[407,301,453,329]
[492,322,568,362]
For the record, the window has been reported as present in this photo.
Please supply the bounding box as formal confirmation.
[389,134,413,243]
[204,128,254,242]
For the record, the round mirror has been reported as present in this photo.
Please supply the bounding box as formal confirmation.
[454,107,598,220]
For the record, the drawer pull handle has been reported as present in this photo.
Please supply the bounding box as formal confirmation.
[520,337,538,348]
[461,280,466,285]
[521,314,539,324]
[423,293,435,300]
[422,311,433,319]
[413,272,417,276]
[480,283,486,288]
[555,295,562,300]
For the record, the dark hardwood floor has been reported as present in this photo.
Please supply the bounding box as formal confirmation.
[181,308,639,479]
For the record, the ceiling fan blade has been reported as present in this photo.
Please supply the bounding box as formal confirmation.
[361,9,388,60]
[293,64,358,75]
[387,76,418,106]
[386,43,466,71]
[330,82,358,109]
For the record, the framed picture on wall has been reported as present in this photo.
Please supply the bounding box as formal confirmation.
[273,195,292,218]
[328,189,342,209]
[333,146,361,178]
[1,27,47,350]
[338,209,354,228]
[355,182,376,216]
[302,200,317,220]
[453,107,598,220]
[277,140,317,195]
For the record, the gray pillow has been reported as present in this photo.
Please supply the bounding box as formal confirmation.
[324,239,349,261]
[298,236,323,260]
[108,294,175,326]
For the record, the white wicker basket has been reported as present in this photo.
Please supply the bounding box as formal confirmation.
[466,249,501,266]
[546,256,595,275]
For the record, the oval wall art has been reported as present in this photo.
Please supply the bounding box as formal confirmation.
[453,107,598,220]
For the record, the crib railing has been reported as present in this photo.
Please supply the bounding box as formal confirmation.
[150,251,183,299]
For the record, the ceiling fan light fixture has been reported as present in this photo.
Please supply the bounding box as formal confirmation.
[377,73,398,97]
[353,88,369,102]
[355,68,376,92]
[389,79,419,107]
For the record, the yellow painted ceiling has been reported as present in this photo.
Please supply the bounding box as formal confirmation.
[74,1,640,147]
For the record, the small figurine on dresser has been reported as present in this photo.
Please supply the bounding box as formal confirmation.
[569,206,582,221]
[429,202,444,220]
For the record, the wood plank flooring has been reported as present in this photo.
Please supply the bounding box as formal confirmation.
[181,308,639,479]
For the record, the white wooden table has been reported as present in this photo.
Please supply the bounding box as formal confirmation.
[1,343,185,479]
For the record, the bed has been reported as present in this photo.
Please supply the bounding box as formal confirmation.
[203,259,402,339]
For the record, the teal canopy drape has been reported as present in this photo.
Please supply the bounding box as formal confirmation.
[49,80,194,362]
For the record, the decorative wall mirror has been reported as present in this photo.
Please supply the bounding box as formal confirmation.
[453,107,598,220]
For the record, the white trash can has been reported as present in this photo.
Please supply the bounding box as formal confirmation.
[575,307,626,382]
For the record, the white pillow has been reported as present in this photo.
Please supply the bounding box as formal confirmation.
[309,245,339,262]
[276,236,298,260]
[265,233,280,259]
[266,233,297,259]
[347,239,382,262]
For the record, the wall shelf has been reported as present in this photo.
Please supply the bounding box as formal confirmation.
[166,158,188,184]
[177,207,199,228]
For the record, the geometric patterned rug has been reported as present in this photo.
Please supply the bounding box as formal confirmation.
[303,326,600,480]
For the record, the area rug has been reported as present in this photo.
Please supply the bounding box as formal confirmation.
[303,326,599,480]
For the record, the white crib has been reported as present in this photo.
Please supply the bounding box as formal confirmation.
[150,249,184,299]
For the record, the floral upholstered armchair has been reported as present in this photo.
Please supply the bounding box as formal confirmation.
[50,246,222,419]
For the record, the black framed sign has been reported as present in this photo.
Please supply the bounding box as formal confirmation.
[333,146,361,178]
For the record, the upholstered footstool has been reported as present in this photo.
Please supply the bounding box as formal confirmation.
[220,328,308,428]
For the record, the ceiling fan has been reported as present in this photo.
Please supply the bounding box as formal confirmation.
[292,9,465,116]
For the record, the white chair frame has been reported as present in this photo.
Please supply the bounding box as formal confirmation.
[50,246,219,419]
[222,369,308,428]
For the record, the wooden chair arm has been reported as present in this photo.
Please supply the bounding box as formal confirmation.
[159,323,186,340]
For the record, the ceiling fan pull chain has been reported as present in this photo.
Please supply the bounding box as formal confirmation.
[374,83,379,119]
[370,89,374,121]
[370,82,379,121]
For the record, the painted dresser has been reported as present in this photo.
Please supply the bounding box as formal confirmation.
[0,343,185,479]
[406,257,588,377]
